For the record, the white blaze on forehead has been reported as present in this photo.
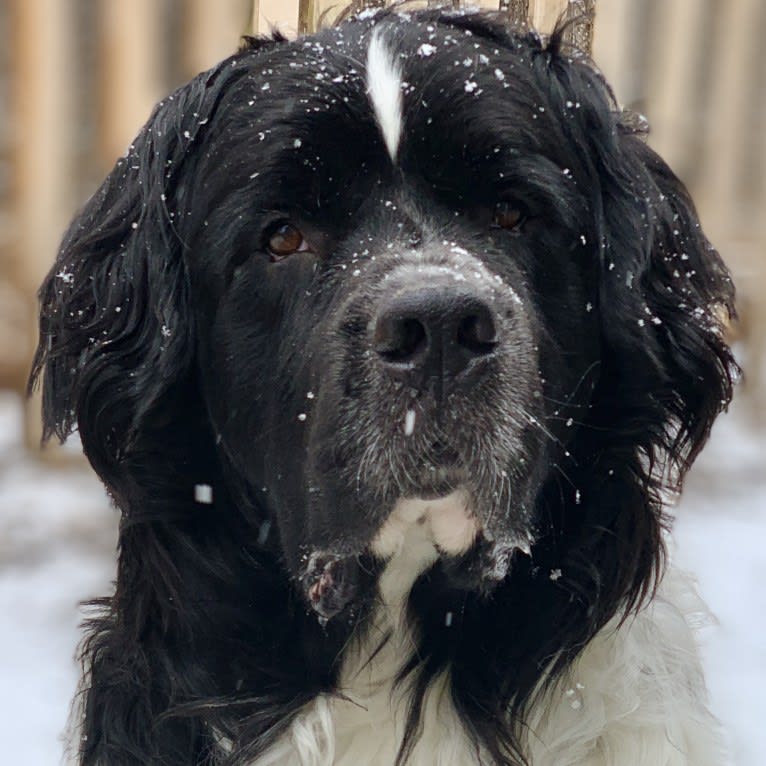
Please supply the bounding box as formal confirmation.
[366,30,403,162]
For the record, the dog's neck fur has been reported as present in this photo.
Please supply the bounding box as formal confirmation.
[249,514,724,766]
[249,498,480,765]
[331,497,475,762]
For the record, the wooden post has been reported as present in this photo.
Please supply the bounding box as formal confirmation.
[182,0,251,78]
[530,0,595,49]
[700,0,760,236]
[10,0,76,447]
[644,0,708,181]
[253,0,300,35]
[695,0,764,411]
[592,0,638,105]
[10,0,75,297]
[530,0,569,32]
[99,0,165,167]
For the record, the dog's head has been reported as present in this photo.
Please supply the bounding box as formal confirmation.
[32,4,735,699]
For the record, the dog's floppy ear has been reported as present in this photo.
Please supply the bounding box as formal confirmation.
[558,56,737,618]
[596,128,737,479]
[567,124,738,624]
[28,46,295,766]
[28,61,245,491]
[541,32,737,481]
[520,39,737,630]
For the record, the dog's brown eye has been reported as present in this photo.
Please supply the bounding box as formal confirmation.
[492,202,525,232]
[266,222,307,260]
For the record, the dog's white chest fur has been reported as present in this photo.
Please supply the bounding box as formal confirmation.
[252,508,723,766]
[253,495,479,765]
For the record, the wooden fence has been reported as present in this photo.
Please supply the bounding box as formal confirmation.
[593,0,766,406]
[0,0,763,442]
[0,0,251,391]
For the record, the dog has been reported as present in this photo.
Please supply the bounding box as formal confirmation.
[31,7,737,765]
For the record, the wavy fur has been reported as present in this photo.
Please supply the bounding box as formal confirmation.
[31,8,735,766]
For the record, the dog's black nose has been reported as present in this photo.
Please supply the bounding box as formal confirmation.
[372,288,498,383]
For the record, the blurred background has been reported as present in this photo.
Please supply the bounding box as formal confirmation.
[0,1,763,764]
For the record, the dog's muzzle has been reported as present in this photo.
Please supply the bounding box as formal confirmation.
[299,254,535,623]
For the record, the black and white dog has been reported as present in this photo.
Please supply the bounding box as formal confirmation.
[32,7,736,765]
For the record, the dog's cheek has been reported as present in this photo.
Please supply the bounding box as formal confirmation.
[195,311,279,477]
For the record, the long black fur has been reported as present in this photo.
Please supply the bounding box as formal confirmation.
[30,8,736,766]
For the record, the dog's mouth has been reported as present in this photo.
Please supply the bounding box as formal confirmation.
[300,475,530,623]
[300,450,534,623]
[298,396,542,622]
[301,485,484,623]
[408,469,462,501]
[405,441,464,498]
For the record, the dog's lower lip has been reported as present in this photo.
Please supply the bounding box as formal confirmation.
[429,441,459,464]
[411,466,464,499]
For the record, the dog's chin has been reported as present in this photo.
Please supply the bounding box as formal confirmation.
[371,482,480,559]
[301,469,530,621]
[300,445,536,621]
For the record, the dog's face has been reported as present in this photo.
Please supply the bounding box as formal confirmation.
[33,10,735,630]
[185,16,605,591]
[32,9,738,762]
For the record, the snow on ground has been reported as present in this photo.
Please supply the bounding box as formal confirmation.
[0,390,764,765]
[0,394,116,765]
[674,398,766,766]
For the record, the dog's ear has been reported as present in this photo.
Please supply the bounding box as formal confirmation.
[568,127,738,624]
[30,109,189,483]
[595,129,737,480]
[522,39,737,626]
[539,33,737,483]
[29,46,296,766]
[28,60,245,492]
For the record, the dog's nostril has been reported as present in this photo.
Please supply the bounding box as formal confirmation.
[372,288,500,384]
[374,316,428,363]
[457,312,497,356]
